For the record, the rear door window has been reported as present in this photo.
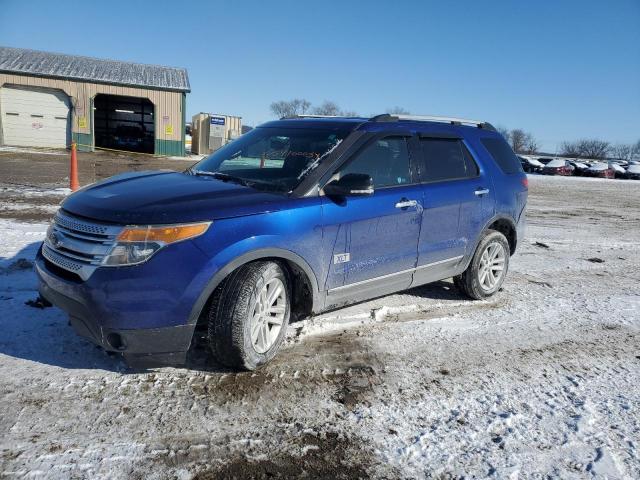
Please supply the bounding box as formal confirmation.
[480,137,523,174]
[339,137,413,188]
[420,138,478,182]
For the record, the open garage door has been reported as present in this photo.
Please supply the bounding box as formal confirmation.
[0,85,71,148]
[94,94,154,154]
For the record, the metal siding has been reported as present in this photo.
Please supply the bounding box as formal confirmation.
[0,72,185,155]
[154,139,184,156]
[225,115,242,139]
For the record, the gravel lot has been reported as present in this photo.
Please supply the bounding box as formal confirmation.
[0,172,639,479]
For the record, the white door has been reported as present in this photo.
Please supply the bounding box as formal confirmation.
[0,85,71,148]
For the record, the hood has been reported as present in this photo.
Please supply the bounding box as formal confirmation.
[61,170,288,224]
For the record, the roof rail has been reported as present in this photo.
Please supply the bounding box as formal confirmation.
[368,114,397,122]
[372,114,495,130]
[279,113,495,131]
[281,114,361,120]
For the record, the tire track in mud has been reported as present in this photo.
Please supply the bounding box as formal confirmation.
[2,331,388,478]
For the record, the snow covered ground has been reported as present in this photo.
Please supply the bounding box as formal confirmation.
[0,175,639,479]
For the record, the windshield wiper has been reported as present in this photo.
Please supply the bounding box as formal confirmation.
[190,169,253,187]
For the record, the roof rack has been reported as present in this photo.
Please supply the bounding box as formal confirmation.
[281,113,495,130]
[380,114,494,130]
[394,114,483,125]
[281,114,363,120]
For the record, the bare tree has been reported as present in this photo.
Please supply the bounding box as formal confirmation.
[499,128,538,154]
[496,126,510,142]
[560,141,582,158]
[269,98,311,118]
[312,101,342,116]
[561,139,610,159]
[341,110,360,117]
[610,144,634,161]
[386,106,411,115]
[509,129,528,153]
[523,133,538,154]
[297,99,311,115]
[578,139,610,160]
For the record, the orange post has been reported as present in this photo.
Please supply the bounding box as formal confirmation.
[70,142,79,191]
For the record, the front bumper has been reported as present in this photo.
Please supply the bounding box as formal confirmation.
[35,244,210,367]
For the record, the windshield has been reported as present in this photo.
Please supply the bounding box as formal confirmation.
[192,127,350,193]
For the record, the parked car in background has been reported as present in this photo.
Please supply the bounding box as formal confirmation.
[609,162,626,179]
[519,156,544,173]
[587,162,615,179]
[625,164,640,180]
[36,113,528,370]
[537,157,554,165]
[111,125,153,153]
[569,161,590,176]
[542,159,574,176]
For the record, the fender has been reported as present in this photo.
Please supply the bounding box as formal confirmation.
[459,214,518,272]
[186,247,321,326]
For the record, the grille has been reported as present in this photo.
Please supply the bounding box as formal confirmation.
[42,245,84,271]
[43,212,122,280]
[54,214,110,236]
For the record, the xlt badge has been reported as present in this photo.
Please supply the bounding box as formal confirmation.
[333,253,350,264]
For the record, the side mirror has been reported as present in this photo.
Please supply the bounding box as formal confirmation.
[324,173,374,197]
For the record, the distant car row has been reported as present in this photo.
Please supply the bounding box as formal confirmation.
[519,156,640,180]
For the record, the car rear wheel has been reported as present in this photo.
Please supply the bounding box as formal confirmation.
[454,229,510,300]
[207,261,290,370]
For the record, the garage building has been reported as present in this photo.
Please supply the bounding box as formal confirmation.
[0,46,189,156]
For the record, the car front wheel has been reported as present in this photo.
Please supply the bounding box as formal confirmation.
[207,261,290,370]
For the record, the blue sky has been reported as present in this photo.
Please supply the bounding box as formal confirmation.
[1,0,638,152]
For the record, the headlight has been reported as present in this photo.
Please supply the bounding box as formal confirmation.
[102,221,211,266]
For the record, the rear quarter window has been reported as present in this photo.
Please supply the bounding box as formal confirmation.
[481,137,523,174]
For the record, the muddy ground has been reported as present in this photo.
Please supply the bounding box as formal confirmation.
[0,165,639,478]
[0,146,195,190]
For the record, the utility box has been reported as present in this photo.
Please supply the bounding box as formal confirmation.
[191,113,208,155]
[191,113,242,154]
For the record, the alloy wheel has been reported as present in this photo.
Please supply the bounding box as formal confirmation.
[478,242,506,292]
[250,278,287,354]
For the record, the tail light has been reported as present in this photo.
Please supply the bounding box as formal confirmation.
[521,177,529,189]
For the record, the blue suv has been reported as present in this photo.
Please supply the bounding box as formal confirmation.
[36,114,528,370]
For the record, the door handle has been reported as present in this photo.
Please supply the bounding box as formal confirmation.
[395,199,418,209]
[474,188,490,196]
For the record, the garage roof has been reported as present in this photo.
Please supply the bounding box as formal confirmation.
[0,46,190,92]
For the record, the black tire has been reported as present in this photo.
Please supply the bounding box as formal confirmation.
[207,261,290,370]
[454,229,510,300]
